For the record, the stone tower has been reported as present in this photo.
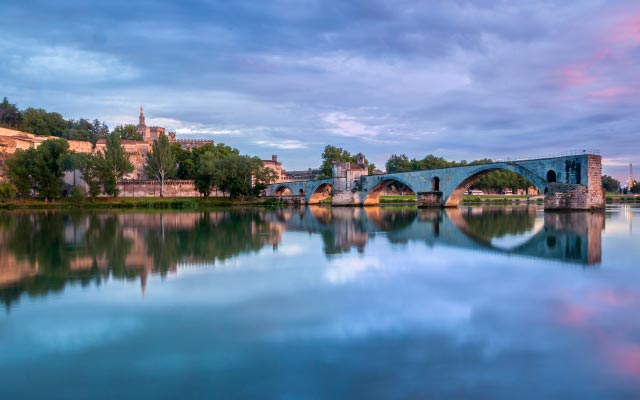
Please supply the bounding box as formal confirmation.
[136,106,147,139]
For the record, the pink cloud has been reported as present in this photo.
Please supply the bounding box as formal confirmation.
[556,304,592,327]
[610,12,640,44]
[558,64,593,88]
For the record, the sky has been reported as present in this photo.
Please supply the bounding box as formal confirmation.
[0,0,638,182]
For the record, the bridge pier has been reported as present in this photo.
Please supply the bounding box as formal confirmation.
[332,190,366,206]
[417,192,443,208]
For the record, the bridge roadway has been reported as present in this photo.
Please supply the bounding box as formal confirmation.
[268,206,603,265]
[266,153,604,210]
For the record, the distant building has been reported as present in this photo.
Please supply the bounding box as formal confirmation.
[135,107,214,150]
[136,107,165,142]
[262,155,283,182]
[283,168,322,182]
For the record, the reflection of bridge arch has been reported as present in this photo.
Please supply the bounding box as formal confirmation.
[443,164,547,207]
[363,178,417,205]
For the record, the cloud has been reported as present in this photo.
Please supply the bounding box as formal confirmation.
[0,0,639,181]
[255,140,307,150]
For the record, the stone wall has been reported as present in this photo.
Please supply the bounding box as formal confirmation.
[116,180,223,197]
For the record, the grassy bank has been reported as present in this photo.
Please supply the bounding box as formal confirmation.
[0,196,278,210]
[606,194,640,203]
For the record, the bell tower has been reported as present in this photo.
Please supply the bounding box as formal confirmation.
[136,106,148,140]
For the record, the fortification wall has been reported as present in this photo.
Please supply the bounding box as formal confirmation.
[116,180,224,197]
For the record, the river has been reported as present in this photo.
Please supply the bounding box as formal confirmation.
[0,205,638,399]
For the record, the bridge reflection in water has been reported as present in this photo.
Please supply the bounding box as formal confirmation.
[0,206,603,308]
[277,206,604,265]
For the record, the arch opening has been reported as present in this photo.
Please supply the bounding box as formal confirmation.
[363,179,416,206]
[274,186,293,196]
[547,170,557,183]
[445,167,542,207]
[308,183,332,204]
[432,177,440,191]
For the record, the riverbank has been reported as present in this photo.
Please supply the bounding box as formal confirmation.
[0,197,272,210]
[3,194,637,209]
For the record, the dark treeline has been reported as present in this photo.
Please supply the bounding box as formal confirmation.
[386,154,534,192]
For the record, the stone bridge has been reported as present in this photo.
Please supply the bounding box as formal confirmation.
[266,153,604,210]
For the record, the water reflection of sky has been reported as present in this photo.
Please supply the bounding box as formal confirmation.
[0,206,639,399]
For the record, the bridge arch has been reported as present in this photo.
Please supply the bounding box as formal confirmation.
[273,185,294,196]
[308,183,332,204]
[444,164,546,207]
[363,178,417,206]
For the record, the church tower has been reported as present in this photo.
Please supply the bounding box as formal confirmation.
[136,106,148,140]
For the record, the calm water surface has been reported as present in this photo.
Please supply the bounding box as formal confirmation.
[0,205,639,399]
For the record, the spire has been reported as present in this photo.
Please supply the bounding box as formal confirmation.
[138,106,146,127]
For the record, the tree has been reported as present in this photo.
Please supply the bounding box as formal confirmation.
[20,108,66,136]
[194,151,217,197]
[602,175,621,193]
[192,143,242,197]
[112,124,142,141]
[386,154,412,173]
[74,153,102,199]
[144,133,176,197]
[212,154,276,199]
[0,97,22,128]
[97,131,134,196]
[32,138,71,201]
[0,182,17,203]
[630,182,640,194]
[5,148,37,199]
[91,119,109,144]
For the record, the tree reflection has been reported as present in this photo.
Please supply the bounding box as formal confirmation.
[0,210,281,309]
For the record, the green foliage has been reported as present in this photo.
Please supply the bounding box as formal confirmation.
[0,182,17,202]
[20,108,66,136]
[602,175,621,192]
[69,186,85,203]
[385,154,413,173]
[97,131,134,196]
[5,148,37,199]
[112,124,142,141]
[209,154,278,199]
[319,145,376,178]
[6,139,71,201]
[144,133,176,197]
[190,143,242,197]
[32,139,71,200]
[194,151,217,197]
[631,182,640,194]
[0,97,22,128]
[73,153,103,199]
